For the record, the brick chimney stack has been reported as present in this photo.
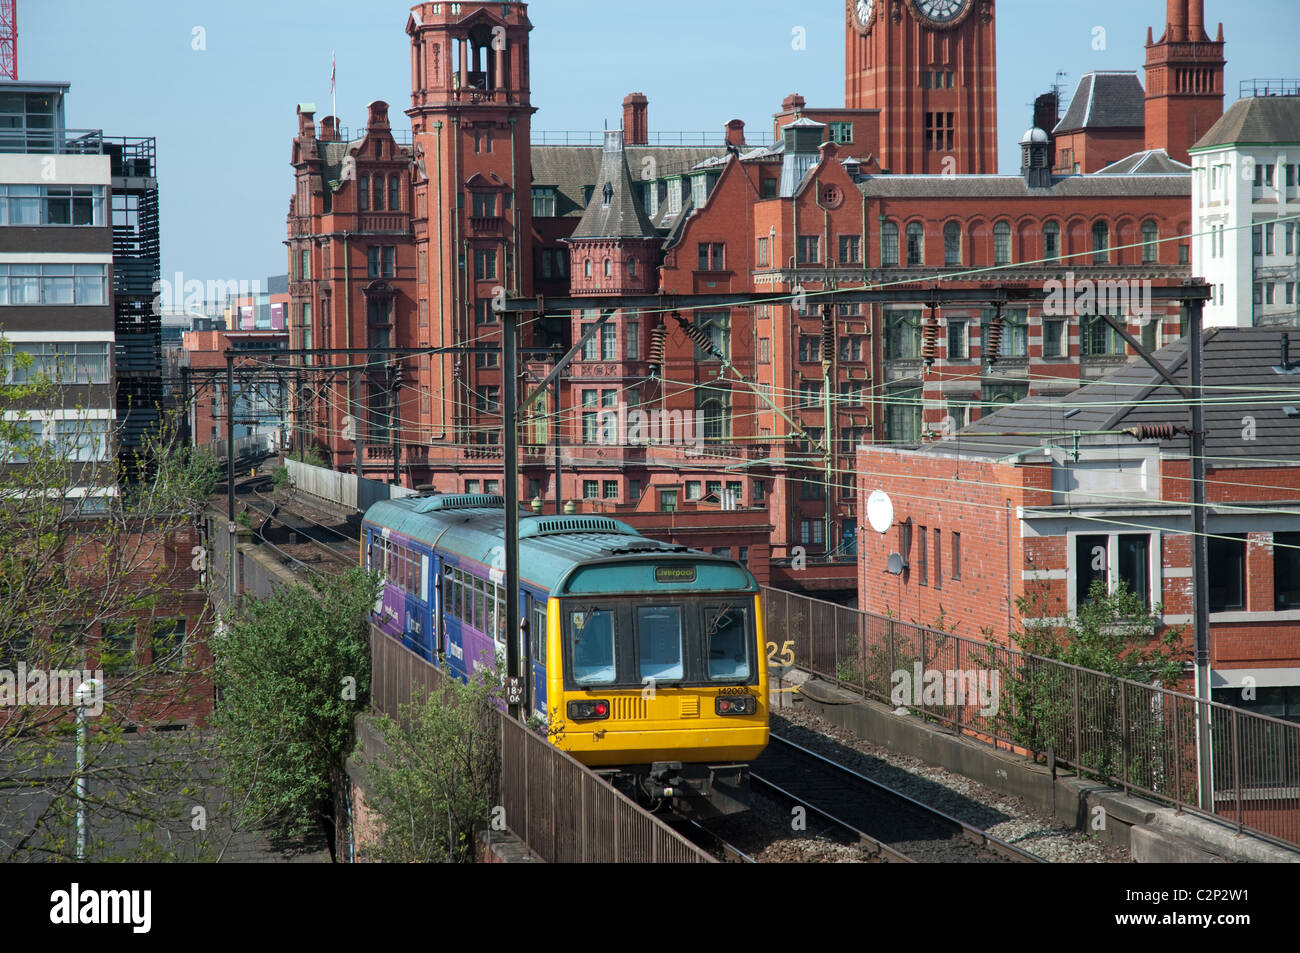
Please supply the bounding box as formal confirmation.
[725,119,746,148]
[623,93,648,146]
[319,116,338,141]
[297,104,316,140]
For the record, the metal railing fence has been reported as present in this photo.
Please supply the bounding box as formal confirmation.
[369,630,712,863]
[763,586,1300,851]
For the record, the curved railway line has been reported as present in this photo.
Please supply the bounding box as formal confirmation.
[748,734,1045,863]
[236,477,359,576]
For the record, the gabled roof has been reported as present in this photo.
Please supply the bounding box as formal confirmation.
[1054,72,1146,134]
[1191,96,1300,150]
[923,329,1300,463]
[1095,149,1191,175]
[569,131,657,241]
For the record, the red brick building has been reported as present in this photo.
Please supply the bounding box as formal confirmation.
[1051,0,1225,173]
[183,328,289,451]
[856,328,1300,719]
[282,0,1226,598]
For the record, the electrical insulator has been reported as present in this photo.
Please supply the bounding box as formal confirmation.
[648,323,667,367]
[675,312,716,357]
[821,308,836,365]
[922,316,940,366]
[1127,423,1178,441]
[984,313,1004,365]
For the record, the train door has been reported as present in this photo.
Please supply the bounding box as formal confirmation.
[529,595,548,720]
[408,550,432,662]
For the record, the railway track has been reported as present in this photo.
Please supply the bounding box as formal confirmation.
[667,816,755,864]
[236,477,358,573]
[749,734,1044,863]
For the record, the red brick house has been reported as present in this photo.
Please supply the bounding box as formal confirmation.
[856,327,1300,720]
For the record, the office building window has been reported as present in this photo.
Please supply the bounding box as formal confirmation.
[1276,533,1300,610]
[1208,535,1246,612]
[906,223,924,266]
[947,321,967,360]
[1043,318,1066,358]
[0,264,107,306]
[881,222,899,266]
[943,222,961,266]
[839,235,861,264]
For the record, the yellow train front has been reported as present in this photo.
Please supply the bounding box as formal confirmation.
[544,552,769,813]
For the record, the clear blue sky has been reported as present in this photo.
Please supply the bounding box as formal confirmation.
[19,1,1295,285]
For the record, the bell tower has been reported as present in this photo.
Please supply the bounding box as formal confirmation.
[406,1,535,446]
[845,0,997,174]
[1144,0,1225,165]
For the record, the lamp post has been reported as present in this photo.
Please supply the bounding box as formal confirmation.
[74,678,103,861]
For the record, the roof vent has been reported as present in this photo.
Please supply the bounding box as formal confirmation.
[415,494,505,513]
[519,516,640,539]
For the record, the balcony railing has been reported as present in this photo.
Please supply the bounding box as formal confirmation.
[0,128,105,156]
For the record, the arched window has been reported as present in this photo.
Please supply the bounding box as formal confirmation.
[359,175,371,212]
[389,175,401,211]
[943,222,961,266]
[698,394,731,441]
[881,221,899,266]
[604,258,612,278]
[373,174,385,212]
[584,259,592,278]
[994,222,1011,266]
[1141,220,1159,263]
[1092,221,1109,264]
[627,258,636,278]
[906,223,924,266]
[1043,221,1060,262]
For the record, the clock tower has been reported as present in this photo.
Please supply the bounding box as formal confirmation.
[846,0,998,174]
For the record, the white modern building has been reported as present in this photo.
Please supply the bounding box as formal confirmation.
[1191,84,1300,328]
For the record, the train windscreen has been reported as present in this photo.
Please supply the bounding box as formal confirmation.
[564,597,755,689]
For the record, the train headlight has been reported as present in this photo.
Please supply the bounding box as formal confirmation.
[715,695,757,716]
[568,699,610,721]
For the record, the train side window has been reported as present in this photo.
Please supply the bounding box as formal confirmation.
[705,604,750,680]
[474,577,487,633]
[637,606,684,682]
[443,569,453,615]
[533,603,547,664]
[571,609,616,685]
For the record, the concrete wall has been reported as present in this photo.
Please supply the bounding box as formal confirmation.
[794,676,1299,863]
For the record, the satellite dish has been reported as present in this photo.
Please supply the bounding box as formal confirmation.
[867,490,895,535]
[885,553,904,575]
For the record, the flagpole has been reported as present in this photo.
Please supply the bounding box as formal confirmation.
[331,50,337,129]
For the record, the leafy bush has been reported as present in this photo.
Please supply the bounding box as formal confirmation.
[365,674,501,863]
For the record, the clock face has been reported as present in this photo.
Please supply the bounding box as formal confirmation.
[852,0,875,32]
[911,0,973,27]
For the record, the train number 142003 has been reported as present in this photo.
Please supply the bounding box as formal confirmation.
[766,641,795,666]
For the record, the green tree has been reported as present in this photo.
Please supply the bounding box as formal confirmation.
[363,674,501,863]
[210,567,377,843]
[995,580,1189,781]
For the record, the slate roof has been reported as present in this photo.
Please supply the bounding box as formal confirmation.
[1096,149,1191,175]
[1192,96,1300,150]
[924,328,1300,463]
[1054,72,1146,134]
[855,174,1189,199]
[569,132,657,240]
[531,145,723,221]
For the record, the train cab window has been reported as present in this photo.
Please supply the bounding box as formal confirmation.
[705,604,750,680]
[636,606,684,682]
[571,609,616,685]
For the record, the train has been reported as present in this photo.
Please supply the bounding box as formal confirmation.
[361,493,769,811]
